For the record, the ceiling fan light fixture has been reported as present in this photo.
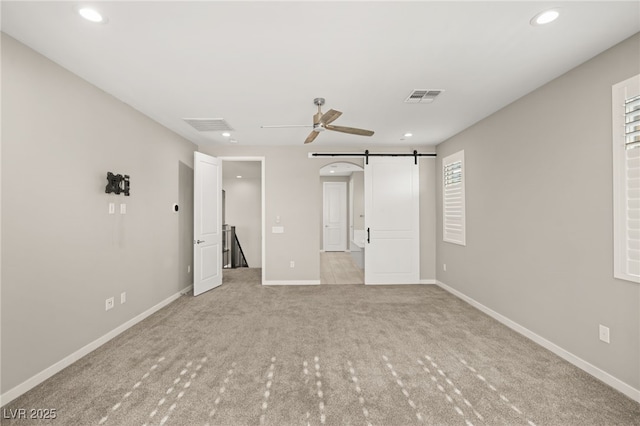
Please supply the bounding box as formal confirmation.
[222,132,231,137]
[530,8,560,26]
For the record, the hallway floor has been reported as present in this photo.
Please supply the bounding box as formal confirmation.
[320,251,364,285]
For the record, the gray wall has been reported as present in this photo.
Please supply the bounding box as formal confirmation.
[200,145,437,283]
[1,35,197,393]
[351,171,365,231]
[223,176,262,267]
[419,157,437,281]
[436,34,640,390]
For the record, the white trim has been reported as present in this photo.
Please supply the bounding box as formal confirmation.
[365,282,425,286]
[435,280,640,403]
[263,280,321,286]
[217,156,266,285]
[365,280,436,285]
[0,285,192,406]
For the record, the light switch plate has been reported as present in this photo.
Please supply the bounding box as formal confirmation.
[272,226,284,234]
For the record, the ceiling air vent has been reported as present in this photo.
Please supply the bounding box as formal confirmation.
[404,89,444,104]
[183,118,234,132]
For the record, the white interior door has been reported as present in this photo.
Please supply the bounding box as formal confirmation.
[364,157,420,284]
[323,182,347,252]
[193,152,222,296]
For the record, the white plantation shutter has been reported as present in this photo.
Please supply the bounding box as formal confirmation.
[443,150,466,245]
[613,74,640,282]
[626,95,640,150]
[626,147,640,277]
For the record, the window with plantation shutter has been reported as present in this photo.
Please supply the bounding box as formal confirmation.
[443,150,466,245]
[613,74,640,283]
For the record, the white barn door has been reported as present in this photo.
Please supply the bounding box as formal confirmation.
[364,157,420,284]
[193,152,222,296]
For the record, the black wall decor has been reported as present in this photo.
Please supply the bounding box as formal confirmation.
[105,172,130,196]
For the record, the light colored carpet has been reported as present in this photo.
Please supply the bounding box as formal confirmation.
[2,268,639,425]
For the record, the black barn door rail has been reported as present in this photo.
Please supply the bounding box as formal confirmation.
[310,150,436,165]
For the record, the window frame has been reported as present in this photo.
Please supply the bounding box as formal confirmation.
[613,74,640,283]
[442,150,466,246]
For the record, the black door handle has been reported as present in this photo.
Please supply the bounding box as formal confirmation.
[367,227,370,244]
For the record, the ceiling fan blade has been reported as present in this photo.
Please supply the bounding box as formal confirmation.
[304,130,320,144]
[320,109,342,125]
[325,124,374,137]
[261,124,312,128]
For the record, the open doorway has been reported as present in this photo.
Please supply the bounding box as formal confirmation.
[220,157,265,284]
[319,162,364,284]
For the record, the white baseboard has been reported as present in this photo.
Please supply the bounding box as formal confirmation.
[365,279,435,285]
[263,280,321,286]
[0,285,191,406]
[435,280,640,403]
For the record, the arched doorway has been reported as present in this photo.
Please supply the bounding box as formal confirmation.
[319,162,365,284]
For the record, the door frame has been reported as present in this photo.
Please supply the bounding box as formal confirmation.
[218,156,266,285]
[322,181,348,252]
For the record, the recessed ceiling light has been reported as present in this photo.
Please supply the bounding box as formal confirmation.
[404,133,413,137]
[329,170,335,174]
[222,132,231,137]
[78,7,106,23]
[236,175,242,179]
[530,8,560,26]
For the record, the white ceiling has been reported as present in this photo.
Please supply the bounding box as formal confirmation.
[2,1,639,149]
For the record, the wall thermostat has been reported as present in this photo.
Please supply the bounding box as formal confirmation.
[172,203,179,212]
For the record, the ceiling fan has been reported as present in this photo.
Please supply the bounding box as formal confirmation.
[262,98,375,144]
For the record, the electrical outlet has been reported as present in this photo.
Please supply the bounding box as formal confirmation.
[290,261,295,268]
[187,265,191,274]
[120,203,127,214]
[120,292,126,304]
[105,297,114,311]
[599,324,610,343]
[108,203,115,215]
[443,263,447,271]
